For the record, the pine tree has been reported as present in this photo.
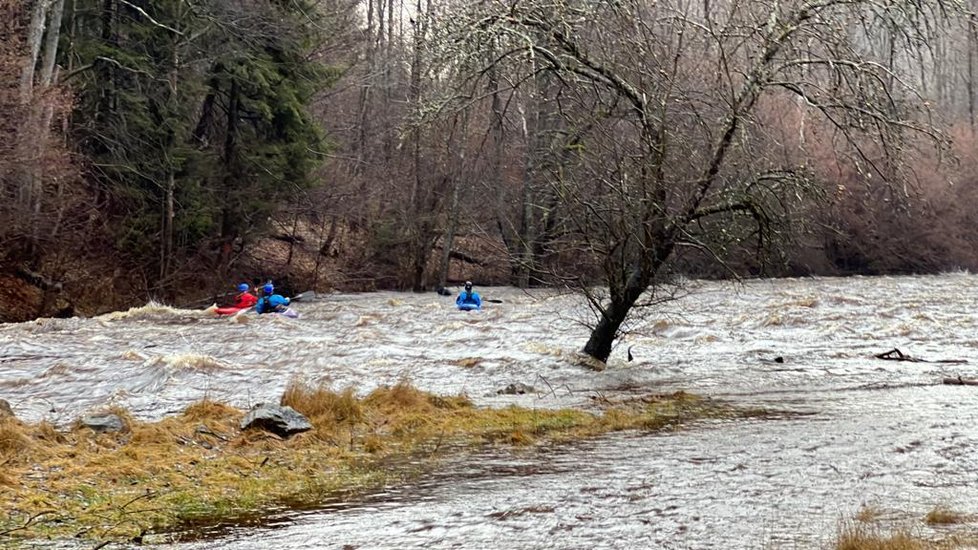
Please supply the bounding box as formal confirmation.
[66,0,332,293]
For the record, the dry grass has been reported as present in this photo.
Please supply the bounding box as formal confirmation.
[856,505,884,523]
[282,381,364,423]
[0,381,739,544]
[0,417,32,459]
[837,523,929,550]
[183,399,240,423]
[925,505,970,525]
[837,512,978,550]
[280,381,364,445]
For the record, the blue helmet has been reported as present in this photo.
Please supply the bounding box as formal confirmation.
[237,283,249,292]
[263,283,274,295]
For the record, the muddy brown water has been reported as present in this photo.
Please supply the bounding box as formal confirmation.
[5,274,978,548]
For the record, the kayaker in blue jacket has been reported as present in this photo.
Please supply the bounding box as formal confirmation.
[255,283,290,314]
[456,281,481,311]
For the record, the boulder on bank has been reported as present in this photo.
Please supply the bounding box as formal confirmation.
[0,399,14,419]
[240,403,312,437]
[81,413,126,433]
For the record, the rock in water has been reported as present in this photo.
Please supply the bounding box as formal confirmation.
[497,382,536,395]
[81,413,126,433]
[0,399,14,418]
[240,403,312,437]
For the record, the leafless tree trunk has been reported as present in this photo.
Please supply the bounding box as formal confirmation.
[438,172,460,288]
[160,17,181,284]
[406,0,439,291]
[19,0,49,103]
[516,101,534,288]
[487,56,517,278]
[219,78,240,277]
[13,0,63,257]
[354,0,376,177]
[969,14,976,130]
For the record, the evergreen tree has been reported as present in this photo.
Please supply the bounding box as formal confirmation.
[66,0,332,293]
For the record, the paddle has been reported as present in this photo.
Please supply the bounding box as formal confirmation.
[484,299,503,304]
[289,290,316,302]
[232,307,252,322]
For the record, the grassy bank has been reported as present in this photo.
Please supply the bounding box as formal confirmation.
[836,504,978,549]
[0,382,745,545]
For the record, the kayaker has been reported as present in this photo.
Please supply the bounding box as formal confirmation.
[232,283,258,309]
[456,281,481,311]
[255,283,291,314]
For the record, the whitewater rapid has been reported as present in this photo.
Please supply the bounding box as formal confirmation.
[5,274,978,548]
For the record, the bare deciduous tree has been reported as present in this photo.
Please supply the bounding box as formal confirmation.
[444,0,958,362]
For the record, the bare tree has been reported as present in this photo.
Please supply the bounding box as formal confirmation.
[444,0,958,362]
[13,0,66,253]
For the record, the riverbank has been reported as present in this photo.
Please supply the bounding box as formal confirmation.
[0,382,745,545]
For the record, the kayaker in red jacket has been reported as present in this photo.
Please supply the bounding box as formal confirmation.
[232,283,258,309]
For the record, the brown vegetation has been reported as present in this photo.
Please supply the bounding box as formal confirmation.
[837,524,930,550]
[837,505,978,549]
[0,381,740,544]
[925,505,971,526]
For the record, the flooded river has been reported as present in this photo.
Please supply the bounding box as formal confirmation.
[5,274,978,548]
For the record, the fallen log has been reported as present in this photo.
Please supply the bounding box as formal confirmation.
[875,348,920,362]
[431,246,486,266]
[15,266,63,292]
[874,348,968,364]
[272,234,305,244]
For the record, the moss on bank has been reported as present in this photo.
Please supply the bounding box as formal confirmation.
[0,382,742,545]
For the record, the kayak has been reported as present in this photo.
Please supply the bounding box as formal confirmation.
[208,291,310,318]
[211,306,298,319]
[273,307,300,319]
[246,307,300,319]
[457,303,480,312]
[215,306,252,316]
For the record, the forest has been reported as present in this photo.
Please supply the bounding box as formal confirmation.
[3,0,978,357]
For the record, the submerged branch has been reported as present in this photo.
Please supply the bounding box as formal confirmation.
[874,348,968,363]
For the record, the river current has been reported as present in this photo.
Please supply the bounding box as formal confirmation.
[4,274,978,548]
